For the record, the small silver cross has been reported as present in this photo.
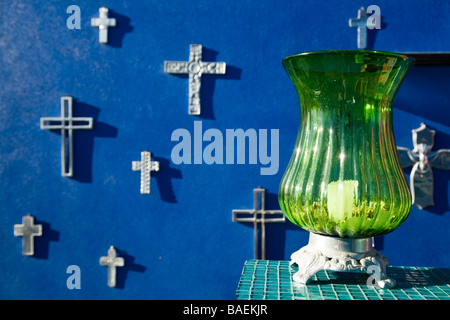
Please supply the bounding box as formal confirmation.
[99,246,124,288]
[14,214,42,256]
[91,7,116,44]
[349,7,369,49]
[398,123,450,209]
[164,44,226,115]
[232,187,285,260]
[132,151,160,194]
[40,96,93,177]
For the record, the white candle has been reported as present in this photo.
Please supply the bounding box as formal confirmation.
[327,180,358,220]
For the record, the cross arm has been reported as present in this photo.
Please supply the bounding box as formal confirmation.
[99,256,124,267]
[201,62,226,75]
[150,161,160,171]
[429,149,450,170]
[13,224,42,235]
[106,19,116,27]
[397,146,450,170]
[262,210,286,222]
[397,146,417,168]
[40,117,93,130]
[232,210,254,222]
[232,209,285,223]
[133,160,159,172]
[132,161,141,171]
[90,18,101,27]
[91,18,116,27]
[164,61,190,74]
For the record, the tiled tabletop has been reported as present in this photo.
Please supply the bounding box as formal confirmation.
[236,260,450,300]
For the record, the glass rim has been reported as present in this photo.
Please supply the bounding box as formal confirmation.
[282,49,415,64]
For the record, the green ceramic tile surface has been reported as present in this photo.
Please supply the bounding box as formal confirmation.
[235,260,450,300]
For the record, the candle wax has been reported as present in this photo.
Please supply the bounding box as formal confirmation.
[327,180,359,221]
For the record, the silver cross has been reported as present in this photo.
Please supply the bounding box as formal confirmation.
[164,44,226,115]
[91,7,116,44]
[232,187,285,260]
[14,214,42,256]
[40,96,93,177]
[398,123,450,209]
[132,151,160,194]
[349,7,369,49]
[99,246,124,288]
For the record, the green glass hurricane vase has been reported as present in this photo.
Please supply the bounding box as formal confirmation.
[279,50,414,239]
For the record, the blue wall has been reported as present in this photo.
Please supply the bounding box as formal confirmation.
[0,0,449,299]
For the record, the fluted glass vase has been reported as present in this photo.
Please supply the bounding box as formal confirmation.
[279,50,414,239]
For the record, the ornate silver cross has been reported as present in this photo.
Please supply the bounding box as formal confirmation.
[91,7,116,44]
[40,96,93,177]
[99,246,124,288]
[232,187,285,260]
[14,214,42,256]
[164,44,226,115]
[132,151,159,194]
[397,123,450,209]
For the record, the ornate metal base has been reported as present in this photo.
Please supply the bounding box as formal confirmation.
[290,233,396,289]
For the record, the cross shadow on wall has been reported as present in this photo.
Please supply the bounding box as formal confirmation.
[31,217,60,260]
[71,99,118,183]
[200,47,242,119]
[366,16,387,50]
[113,247,146,289]
[152,156,182,203]
[102,9,134,48]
